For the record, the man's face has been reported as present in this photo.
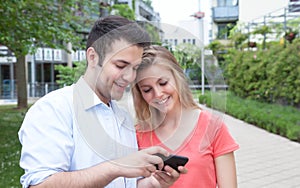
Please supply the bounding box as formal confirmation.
[94,41,144,104]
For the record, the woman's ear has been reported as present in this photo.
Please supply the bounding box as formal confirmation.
[86,47,98,67]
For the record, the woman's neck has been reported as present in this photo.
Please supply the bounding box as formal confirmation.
[159,104,183,129]
[154,107,201,151]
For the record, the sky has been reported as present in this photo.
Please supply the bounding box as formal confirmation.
[151,0,289,25]
[151,0,202,26]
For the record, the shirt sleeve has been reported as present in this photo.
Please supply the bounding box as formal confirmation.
[212,122,239,158]
[18,94,74,188]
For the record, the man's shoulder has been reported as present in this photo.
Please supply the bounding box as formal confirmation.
[32,85,74,110]
[22,85,75,129]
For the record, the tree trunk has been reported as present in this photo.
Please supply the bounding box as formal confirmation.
[16,55,28,109]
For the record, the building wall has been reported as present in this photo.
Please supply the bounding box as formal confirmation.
[161,21,202,48]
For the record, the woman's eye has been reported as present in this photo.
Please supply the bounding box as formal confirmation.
[159,81,168,86]
[142,88,152,93]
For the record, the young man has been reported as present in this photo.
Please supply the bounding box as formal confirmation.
[18,15,185,188]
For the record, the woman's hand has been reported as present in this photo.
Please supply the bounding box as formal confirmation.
[137,165,188,188]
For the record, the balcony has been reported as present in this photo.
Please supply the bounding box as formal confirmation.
[213,6,239,23]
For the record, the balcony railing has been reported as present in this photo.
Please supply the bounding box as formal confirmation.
[213,6,239,22]
[0,82,63,99]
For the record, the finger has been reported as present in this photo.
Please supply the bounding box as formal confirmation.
[153,172,164,182]
[163,165,180,179]
[145,163,157,174]
[142,153,164,170]
[144,146,169,157]
[156,161,164,171]
[141,169,152,178]
[178,166,188,174]
[154,171,171,184]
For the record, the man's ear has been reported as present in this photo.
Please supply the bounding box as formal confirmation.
[86,47,99,67]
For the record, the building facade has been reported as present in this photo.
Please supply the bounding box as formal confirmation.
[211,0,239,44]
[0,0,160,99]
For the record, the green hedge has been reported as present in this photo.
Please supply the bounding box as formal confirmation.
[198,91,300,142]
[224,40,300,107]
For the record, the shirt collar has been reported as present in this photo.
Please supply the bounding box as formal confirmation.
[74,77,127,126]
[74,77,107,110]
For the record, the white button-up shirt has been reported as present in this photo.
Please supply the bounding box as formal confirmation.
[18,77,138,188]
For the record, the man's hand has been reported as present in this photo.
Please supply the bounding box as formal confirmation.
[112,146,169,178]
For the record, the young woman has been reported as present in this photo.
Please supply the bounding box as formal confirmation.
[132,45,239,188]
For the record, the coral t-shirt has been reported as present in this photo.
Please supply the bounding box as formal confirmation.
[136,110,239,188]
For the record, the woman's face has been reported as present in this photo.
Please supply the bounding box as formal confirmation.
[136,64,180,113]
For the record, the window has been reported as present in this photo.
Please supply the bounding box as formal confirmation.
[217,23,235,39]
[218,0,238,6]
[218,0,226,6]
[209,30,212,38]
[217,24,227,39]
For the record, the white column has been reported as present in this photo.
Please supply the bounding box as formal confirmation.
[67,42,73,67]
[31,54,36,97]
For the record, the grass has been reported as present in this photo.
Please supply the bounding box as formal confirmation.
[0,105,27,187]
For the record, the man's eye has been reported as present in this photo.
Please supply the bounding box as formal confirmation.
[116,65,126,69]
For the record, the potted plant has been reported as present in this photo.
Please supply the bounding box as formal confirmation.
[248,41,257,48]
[285,31,297,43]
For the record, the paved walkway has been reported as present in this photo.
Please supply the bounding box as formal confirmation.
[220,108,300,188]
[0,98,39,105]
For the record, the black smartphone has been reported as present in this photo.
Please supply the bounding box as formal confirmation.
[154,153,189,173]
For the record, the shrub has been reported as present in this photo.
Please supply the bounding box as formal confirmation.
[224,41,300,108]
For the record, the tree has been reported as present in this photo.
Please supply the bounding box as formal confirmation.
[54,3,139,88]
[55,61,86,87]
[173,43,202,73]
[172,43,202,84]
[0,0,97,109]
[110,4,136,20]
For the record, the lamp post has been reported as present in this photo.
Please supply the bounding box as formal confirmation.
[192,9,205,95]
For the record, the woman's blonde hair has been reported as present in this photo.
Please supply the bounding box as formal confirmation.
[132,45,200,130]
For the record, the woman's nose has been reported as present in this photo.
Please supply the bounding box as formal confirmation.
[153,86,163,98]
